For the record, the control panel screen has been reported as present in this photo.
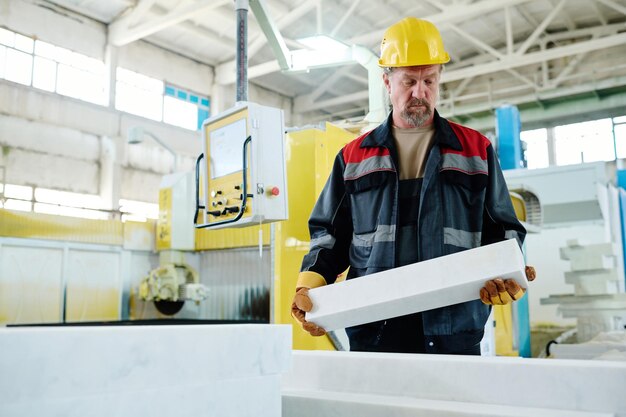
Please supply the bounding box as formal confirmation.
[209,117,247,179]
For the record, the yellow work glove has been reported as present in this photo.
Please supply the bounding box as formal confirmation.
[480,266,536,305]
[291,271,327,337]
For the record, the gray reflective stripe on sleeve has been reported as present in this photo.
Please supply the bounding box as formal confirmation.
[310,234,336,250]
[441,153,488,175]
[444,227,482,249]
[344,155,394,180]
[504,230,522,246]
[352,225,396,247]
[505,230,519,240]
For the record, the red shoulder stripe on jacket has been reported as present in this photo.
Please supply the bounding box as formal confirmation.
[342,132,390,164]
[445,122,491,160]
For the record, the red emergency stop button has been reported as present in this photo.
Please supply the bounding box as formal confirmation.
[270,186,280,196]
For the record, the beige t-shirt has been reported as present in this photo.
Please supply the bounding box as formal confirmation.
[392,124,436,180]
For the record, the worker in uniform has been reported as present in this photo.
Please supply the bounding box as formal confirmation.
[291,17,536,355]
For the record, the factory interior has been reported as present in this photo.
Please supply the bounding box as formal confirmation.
[1,0,626,415]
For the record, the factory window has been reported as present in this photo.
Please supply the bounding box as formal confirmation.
[554,118,615,166]
[0,27,107,105]
[34,203,109,220]
[115,67,164,122]
[0,183,109,220]
[1,184,33,212]
[115,72,210,130]
[520,128,549,169]
[1,28,209,131]
[118,199,159,223]
[164,85,210,130]
[3,184,33,201]
[33,187,108,220]
[35,188,103,211]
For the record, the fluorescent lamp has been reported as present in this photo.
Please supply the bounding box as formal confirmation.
[290,35,351,71]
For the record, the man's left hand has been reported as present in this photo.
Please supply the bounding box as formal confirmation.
[480,266,536,305]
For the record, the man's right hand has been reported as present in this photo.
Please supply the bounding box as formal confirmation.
[291,287,327,336]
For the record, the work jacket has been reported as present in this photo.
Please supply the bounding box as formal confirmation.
[301,111,526,353]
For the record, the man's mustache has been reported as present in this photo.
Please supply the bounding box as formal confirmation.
[407,99,430,108]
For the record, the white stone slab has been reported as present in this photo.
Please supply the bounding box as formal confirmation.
[551,343,626,360]
[283,390,613,417]
[0,324,291,417]
[4,375,281,417]
[282,350,626,416]
[306,239,526,331]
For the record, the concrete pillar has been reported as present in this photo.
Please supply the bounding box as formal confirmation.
[99,136,121,212]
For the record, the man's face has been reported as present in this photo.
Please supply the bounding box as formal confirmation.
[383,65,441,128]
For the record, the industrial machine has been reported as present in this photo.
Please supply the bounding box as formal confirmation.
[138,172,209,315]
[138,251,207,315]
[194,101,288,229]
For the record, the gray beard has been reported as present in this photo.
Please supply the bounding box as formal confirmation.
[400,99,432,127]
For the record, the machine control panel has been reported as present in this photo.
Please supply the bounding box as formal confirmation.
[195,102,288,229]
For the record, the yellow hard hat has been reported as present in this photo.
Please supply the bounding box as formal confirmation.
[378,17,450,67]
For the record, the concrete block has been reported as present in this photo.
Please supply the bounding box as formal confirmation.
[560,242,616,271]
[306,239,526,331]
[564,270,620,295]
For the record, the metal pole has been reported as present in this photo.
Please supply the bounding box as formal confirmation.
[235,0,249,102]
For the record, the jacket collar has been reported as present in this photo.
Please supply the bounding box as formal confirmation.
[361,110,463,152]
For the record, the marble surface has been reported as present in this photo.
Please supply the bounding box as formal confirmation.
[306,239,526,330]
[0,324,291,417]
[283,350,626,416]
[283,390,612,417]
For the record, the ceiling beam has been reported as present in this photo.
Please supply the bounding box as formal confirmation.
[591,1,608,25]
[441,74,626,118]
[451,76,475,98]
[108,0,230,46]
[215,2,317,77]
[442,32,626,83]
[330,0,362,37]
[349,0,537,47]
[310,66,354,102]
[450,80,626,131]
[247,2,317,59]
[504,6,513,55]
[516,0,566,55]
[596,0,626,16]
[447,25,503,59]
[549,52,589,88]
[515,5,540,27]
[294,90,368,113]
[250,0,291,70]
[505,69,535,88]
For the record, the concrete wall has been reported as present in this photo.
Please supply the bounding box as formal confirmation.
[0,0,292,207]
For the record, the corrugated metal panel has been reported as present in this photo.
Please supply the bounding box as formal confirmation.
[191,248,271,321]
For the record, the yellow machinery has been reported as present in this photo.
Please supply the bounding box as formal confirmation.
[141,100,289,315]
[274,122,361,350]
